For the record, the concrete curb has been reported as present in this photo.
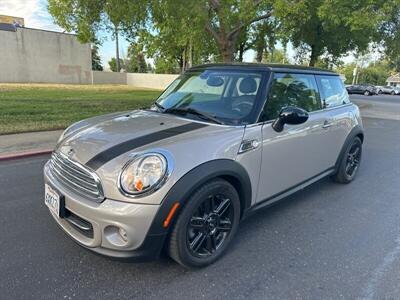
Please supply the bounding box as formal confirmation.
[0,149,53,161]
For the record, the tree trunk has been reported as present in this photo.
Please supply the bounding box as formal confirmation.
[178,54,184,74]
[115,25,120,72]
[188,40,193,68]
[219,38,235,62]
[222,48,234,62]
[256,47,263,63]
[181,47,186,73]
[255,31,265,63]
[238,42,245,62]
[309,45,318,67]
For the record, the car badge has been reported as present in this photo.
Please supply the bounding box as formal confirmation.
[67,148,75,157]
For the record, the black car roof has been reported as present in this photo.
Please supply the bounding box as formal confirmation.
[188,63,337,76]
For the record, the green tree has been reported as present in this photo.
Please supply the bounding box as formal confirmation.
[236,27,252,62]
[252,18,281,62]
[91,43,103,71]
[154,56,180,74]
[146,1,218,72]
[108,58,125,72]
[263,48,288,64]
[149,0,273,63]
[338,61,391,85]
[125,43,148,73]
[337,63,357,84]
[274,0,385,66]
[201,0,274,62]
[378,1,400,72]
[358,62,391,85]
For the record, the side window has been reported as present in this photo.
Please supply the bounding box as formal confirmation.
[262,73,321,121]
[316,75,350,108]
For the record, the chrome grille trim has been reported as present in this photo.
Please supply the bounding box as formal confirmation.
[49,152,104,202]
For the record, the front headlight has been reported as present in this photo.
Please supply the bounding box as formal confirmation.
[119,153,168,196]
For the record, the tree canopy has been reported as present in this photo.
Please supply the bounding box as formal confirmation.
[48,0,400,71]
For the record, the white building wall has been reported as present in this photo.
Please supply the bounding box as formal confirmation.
[0,28,92,84]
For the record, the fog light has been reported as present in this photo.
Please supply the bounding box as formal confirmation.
[119,227,128,242]
[104,225,129,247]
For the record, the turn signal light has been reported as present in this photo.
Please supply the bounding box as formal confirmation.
[163,202,180,228]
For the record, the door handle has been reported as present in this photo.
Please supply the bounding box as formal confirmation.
[322,120,333,129]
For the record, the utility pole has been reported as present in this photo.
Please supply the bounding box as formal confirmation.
[115,24,120,72]
[352,66,358,85]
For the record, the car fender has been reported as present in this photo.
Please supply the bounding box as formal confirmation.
[147,159,252,237]
[334,125,364,173]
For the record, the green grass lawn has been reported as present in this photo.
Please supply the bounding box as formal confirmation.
[0,84,161,135]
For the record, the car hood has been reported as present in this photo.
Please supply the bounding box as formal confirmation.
[57,110,243,167]
[55,110,245,203]
[57,110,203,164]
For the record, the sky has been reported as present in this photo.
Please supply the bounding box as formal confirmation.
[1,0,363,70]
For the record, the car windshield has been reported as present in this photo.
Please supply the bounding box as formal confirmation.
[154,70,265,125]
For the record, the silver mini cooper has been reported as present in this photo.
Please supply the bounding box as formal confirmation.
[44,64,364,268]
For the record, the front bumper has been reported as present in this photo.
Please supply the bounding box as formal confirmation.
[43,162,165,260]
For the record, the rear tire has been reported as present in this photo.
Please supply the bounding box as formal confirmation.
[331,137,362,184]
[364,90,370,96]
[168,179,240,268]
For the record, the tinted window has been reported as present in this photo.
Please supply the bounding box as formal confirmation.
[316,75,350,108]
[261,73,321,121]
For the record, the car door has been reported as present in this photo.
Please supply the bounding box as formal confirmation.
[315,74,353,161]
[256,72,336,203]
[354,85,363,94]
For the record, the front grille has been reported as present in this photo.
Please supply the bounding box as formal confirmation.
[49,152,104,202]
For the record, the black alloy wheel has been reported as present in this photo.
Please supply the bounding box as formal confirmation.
[187,194,234,257]
[345,141,362,178]
[168,179,240,268]
[331,137,362,184]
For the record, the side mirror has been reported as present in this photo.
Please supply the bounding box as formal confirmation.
[272,106,309,132]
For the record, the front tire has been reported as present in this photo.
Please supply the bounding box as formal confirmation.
[168,179,240,268]
[332,137,362,184]
[364,90,370,96]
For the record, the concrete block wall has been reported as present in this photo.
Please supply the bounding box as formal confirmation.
[0,28,92,84]
[127,73,179,90]
[92,71,126,84]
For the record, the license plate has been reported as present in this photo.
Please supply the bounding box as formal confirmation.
[45,184,61,217]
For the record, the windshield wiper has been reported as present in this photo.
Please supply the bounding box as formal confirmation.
[164,107,225,125]
[153,102,165,112]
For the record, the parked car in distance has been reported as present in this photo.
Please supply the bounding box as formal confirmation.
[379,85,397,95]
[44,63,364,268]
[346,84,376,96]
[375,86,384,94]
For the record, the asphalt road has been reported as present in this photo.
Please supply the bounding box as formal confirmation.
[1,117,400,299]
[350,94,400,121]
[350,93,400,105]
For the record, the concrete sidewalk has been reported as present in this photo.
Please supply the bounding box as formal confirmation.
[0,130,62,160]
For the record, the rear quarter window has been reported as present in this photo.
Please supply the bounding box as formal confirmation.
[316,75,350,108]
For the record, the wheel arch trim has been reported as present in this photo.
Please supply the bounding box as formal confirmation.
[334,125,364,173]
[147,159,252,237]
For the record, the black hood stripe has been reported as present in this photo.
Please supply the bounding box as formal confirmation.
[85,122,208,170]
